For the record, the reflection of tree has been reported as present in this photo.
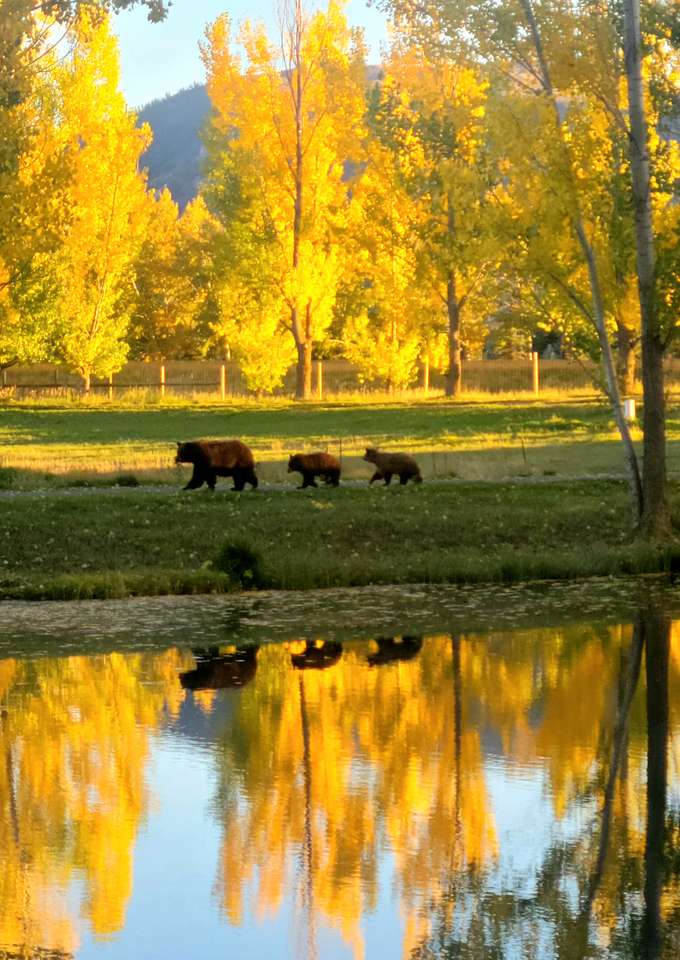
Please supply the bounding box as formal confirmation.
[0,650,191,956]
[213,637,498,959]
[412,608,677,960]
[641,603,670,960]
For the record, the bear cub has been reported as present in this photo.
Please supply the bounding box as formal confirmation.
[363,447,422,485]
[287,451,341,488]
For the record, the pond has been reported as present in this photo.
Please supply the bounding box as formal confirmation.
[1,578,679,959]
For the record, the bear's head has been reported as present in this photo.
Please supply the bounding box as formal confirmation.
[363,447,379,463]
[175,441,196,464]
[287,454,300,472]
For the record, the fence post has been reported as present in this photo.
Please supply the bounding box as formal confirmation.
[422,357,430,392]
[220,363,226,400]
[108,373,113,401]
[160,363,166,399]
[532,351,539,396]
[316,359,323,399]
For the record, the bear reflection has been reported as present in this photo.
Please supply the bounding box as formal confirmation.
[367,636,422,667]
[180,645,259,690]
[291,640,343,670]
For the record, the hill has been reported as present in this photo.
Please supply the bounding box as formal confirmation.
[138,84,211,211]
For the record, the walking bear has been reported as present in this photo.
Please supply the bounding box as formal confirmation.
[287,451,341,488]
[180,645,259,690]
[176,440,258,491]
[363,447,423,486]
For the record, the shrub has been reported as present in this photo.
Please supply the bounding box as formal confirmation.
[213,539,267,589]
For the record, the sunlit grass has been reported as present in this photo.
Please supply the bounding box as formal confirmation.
[0,396,662,486]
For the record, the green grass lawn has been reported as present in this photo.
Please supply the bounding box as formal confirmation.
[1,397,678,600]
[1,395,678,486]
[1,479,678,600]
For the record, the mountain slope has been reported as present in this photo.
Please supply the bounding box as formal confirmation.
[139,84,211,210]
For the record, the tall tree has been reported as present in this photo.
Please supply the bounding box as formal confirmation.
[49,13,151,391]
[0,0,166,371]
[622,0,672,535]
[381,0,680,528]
[201,2,366,399]
[369,49,495,396]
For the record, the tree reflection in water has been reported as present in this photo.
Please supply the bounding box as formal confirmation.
[0,602,679,958]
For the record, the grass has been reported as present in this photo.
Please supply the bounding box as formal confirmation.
[1,479,679,600]
[1,394,677,487]
[1,395,679,601]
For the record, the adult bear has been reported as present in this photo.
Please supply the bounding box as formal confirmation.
[175,440,258,491]
[287,451,341,488]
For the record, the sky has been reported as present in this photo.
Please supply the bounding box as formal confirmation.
[112,0,389,108]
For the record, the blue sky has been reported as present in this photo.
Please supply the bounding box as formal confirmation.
[112,0,389,108]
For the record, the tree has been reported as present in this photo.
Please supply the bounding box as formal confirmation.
[127,191,213,361]
[368,49,496,396]
[381,0,680,528]
[49,13,151,391]
[341,137,427,391]
[622,0,673,535]
[201,2,366,399]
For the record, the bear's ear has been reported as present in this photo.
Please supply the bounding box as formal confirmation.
[176,441,181,448]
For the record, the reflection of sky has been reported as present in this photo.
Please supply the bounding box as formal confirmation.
[112,0,389,107]
[71,710,592,959]
[76,733,353,959]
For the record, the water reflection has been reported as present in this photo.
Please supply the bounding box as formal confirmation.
[0,601,679,958]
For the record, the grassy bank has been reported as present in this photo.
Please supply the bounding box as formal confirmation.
[1,479,679,600]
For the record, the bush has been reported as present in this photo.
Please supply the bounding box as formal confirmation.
[212,539,267,589]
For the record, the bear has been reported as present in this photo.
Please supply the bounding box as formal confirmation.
[291,640,343,670]
[366,636,423,667]
[363,447,423,486]
[175,440,258,491]
[287,451,341,489]
[180,645,259,690]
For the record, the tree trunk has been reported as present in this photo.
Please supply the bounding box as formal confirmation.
[623,0,670,538]
[445,195,462,398]
[518,0,643,522]
[616,323,637,396]
[295,338,313,400]
[446,270,462,397]
[83,370,91,394]
[422,356,430,392]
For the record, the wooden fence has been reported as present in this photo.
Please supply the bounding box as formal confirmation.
[2,355,678,398]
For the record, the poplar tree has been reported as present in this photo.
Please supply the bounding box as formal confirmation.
[201,2,366,399]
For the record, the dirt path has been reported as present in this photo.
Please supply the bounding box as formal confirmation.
[0,473,628,500]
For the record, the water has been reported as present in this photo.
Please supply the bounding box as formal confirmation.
[1,580,680,959]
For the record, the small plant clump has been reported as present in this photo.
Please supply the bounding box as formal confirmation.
[114,473,141,487]
[213,540,268,590]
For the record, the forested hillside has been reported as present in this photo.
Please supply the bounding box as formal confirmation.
[139,84,210,209]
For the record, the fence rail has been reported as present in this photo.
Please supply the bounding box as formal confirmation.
[2,356,679,399]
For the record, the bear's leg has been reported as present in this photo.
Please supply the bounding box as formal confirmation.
[369,470,383,485]
[301,473,318,489]
[330,470,340,487]
[232,470,246,492]
[183,466,205,490]
[206,469,217,491]
[246,468,258,490]
[399,473,409,485]
[383,472,393,486]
